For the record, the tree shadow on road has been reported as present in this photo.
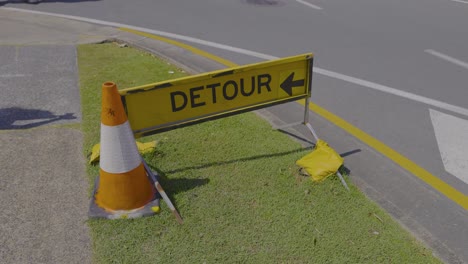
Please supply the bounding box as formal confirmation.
[0,0,100,6]
[0,107,76,129]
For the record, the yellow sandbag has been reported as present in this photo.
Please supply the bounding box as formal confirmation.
[136,141,157,153]
[88,143,102,164]
[296,139,343,182]
[89,141,157,164]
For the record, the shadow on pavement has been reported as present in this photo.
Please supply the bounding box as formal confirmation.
[340,149,361,158]
[0,107,76,129]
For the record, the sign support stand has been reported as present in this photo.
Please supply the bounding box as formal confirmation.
[301,63,349,190]
[143,160,184,224]
[303,122,350,191]
[274,97,349,191]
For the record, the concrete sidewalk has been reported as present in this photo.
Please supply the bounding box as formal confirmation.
[0,9,105,264]
[0,8,466,264]
[0,9,225,263]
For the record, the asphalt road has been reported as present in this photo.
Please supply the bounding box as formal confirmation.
[2,0,467,262]
[6,0,468,194]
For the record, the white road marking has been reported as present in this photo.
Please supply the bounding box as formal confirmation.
[313,67,468,117]
[4,7,468,118]
[425,49,468,70]
[449,0,468,4]
[430,109,468,184]
[295,0,323,10]
[0,74,31,78]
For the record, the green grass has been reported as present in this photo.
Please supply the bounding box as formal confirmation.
[78,42,440,264]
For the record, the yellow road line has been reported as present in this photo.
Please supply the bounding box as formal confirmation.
[119,27,468,210]
[120,27,238,68]
[300,101,468,210]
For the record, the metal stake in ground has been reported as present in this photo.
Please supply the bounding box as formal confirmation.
[143,161,184,224]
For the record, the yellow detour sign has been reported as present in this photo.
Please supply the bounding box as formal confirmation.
[120,53,313,137]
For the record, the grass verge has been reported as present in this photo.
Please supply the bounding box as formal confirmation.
[78,42,440,263]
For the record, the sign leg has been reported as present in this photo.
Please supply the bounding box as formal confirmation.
[143,160,184,224]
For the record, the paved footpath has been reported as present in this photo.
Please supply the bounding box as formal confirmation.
[0,10,115,264]
[0,10,96,264]
[0,8,224,263]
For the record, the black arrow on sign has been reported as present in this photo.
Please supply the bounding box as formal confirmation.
[280,72,305,96]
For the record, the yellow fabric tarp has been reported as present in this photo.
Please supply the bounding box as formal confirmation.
[89,141,157,164]
[296,139,343,182]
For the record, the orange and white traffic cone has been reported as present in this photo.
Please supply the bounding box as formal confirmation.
[89,82,160,219]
